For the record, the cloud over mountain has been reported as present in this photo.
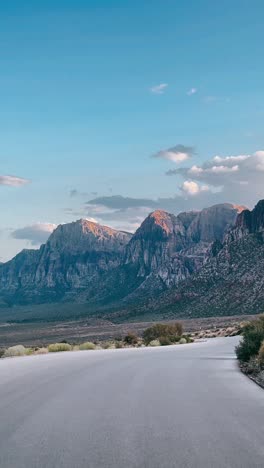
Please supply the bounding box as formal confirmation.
[180,181,210,196]
[167,150,264,183]
[65,150,264,234]
[84,193,221,232]
[12,223,57,246]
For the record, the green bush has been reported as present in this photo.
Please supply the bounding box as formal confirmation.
[0,349,5,358]
[48,343,72,353]
[170,335,181,343]
[143,322,183,345]
[115,341,123,349]
[3,345,26,358]
[148,339,160,347]
[244,356,261,375]
[159,336,172,346]
[123,333,138,345]
[179,338,187,345]
[182,334,193,343]
[236,316,264,362]
[79,342,96,350]
[258,341,264,367]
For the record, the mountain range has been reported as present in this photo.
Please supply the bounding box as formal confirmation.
[0,200,263,322]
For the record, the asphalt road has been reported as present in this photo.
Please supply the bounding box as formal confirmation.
[0,337,264,468]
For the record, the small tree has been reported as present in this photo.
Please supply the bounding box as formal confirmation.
[236,315,264,362]
[143,322,183,345]
[124,333,138,345]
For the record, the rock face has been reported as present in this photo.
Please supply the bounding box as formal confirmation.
[0,203,246,310]
[0,220,132,304]
[82,203,243,306]
[148,200,264,320]
[122,203,241,289]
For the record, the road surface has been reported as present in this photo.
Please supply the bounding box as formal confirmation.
[0,337,264,468]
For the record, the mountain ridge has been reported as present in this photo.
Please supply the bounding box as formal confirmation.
[1,201,262,323]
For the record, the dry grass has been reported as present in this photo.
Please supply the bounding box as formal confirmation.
[35,347,49,355]
[79,342,96,350]
[48,343,72,353]
[3,345,26,358]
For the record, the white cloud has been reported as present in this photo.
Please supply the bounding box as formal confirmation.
[0,175,30,187]
[255,151,264,171]
[153,144,195,163]
[11,223,57,245]
[84,217,98,224]
[187,88,197,96]
[150,83,168,94]
[76,149,264,232]
[181,181,209,196]
[166,150,264,206]
[189,164,239,175]
[213,155,250,164]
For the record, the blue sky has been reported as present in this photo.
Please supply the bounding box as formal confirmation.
[0,0,264,260]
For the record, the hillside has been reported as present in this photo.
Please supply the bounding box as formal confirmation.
[131,200,264,321]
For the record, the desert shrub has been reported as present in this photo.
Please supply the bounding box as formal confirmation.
[244,356,261,374]
[48,343,72,353]
[25,348,34,355]
[102,341,111,349]
[159,336,172,346]
[179,338,187,345]
[115,341,123,349]
[182,334,193,343]
[72,345,80,351]
[236,316,264,362]
[79,342,96,350]
[3,345,26,358]
[0,349,5,358]
[35,347,49,355]
[124,333,138,345]
[258,341,264,367]
[148,339,160,347]
[143,322,183,345]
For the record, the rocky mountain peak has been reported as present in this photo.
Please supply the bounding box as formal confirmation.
[235,200,264,234]
[149,209,174,225]
[231,204,248,214]
[187,203,243,243]
[47,219,132,254]
[133,210,184,242]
